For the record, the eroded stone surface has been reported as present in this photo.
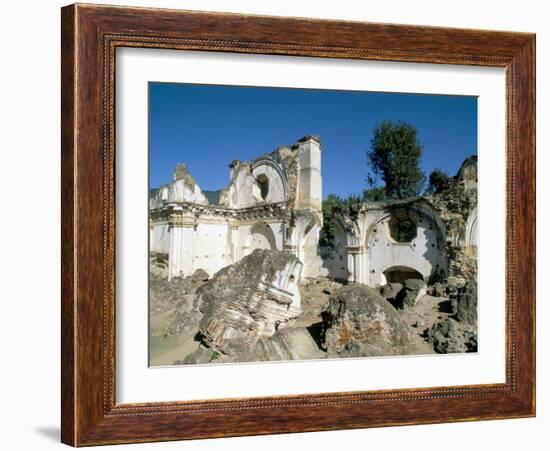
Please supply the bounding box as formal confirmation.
[396,279,427,309]
[322,285,413,357]
[428,317,477,354]
[379,282,403,304]
[195,249,304,355]
[227,327,324,362]
[452,279,478,325]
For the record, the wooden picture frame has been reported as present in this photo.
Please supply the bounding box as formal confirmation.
[61,3,535,446]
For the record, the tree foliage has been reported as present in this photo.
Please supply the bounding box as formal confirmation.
[362,186,387,202]
[427,168,451,194]
[368,120,426,199]
[319,194,362,247]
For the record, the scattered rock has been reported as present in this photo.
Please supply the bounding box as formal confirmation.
[322,284,413,357]
[451,280,478,324]
[149,268,210,337]
[190,268,209,283]
[181,346,218,365]
[149,269,208,315]
[428,318,477,354]
[396,279,427,309]
[428,318,464,353]
[379,283,403,304]
[447,276,467,291]
[150,253,169,278]
[195,249,304,355]
[167,309,201,337]
[463,328,478,352]
[431,281,446,297]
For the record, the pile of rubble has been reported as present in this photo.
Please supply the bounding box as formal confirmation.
[152,249,478,365]
[427,279,478,353]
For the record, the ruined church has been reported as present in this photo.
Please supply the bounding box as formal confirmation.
[149,135,478,287]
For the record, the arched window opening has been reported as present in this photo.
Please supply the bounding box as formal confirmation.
[256,174,269,201]
[250,221,277,251]
[388,212,417,243]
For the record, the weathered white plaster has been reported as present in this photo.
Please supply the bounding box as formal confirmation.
[150,222,170,254]
[150,136,323,279]
[150,136,472,288]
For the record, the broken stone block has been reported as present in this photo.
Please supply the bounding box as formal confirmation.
[428,318,466,353]
[379,282,403,304]
[149,269,208,315]
[447,276,467,291]
[322,284,413,357]
[463,327,478,352]
[431,281,446,297]
[194,249,303,355]
[181,346,218,365]
[396,279,427,309]
[190,268,209,283]
[228,327,325,362]
[451,279,477,324]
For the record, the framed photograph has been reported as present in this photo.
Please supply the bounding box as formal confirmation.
[61,3,535,446]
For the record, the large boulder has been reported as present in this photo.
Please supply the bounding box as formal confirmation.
[189,268,209,284]
[150,269,207,315]
[430,281,446,297]
[322,285,413,357]
[428,318,465,353]
[451,280,477,324]
[427,318,477,353]
[194,249,303,355]
[228,327,324,362]
[396,279,427,309]
[181,327,324,364]
[379,282,403,304]
[150,253,169,278]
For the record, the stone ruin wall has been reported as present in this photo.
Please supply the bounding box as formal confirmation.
[316,156,478,285]
[150,135,477,287]
[149,136,324,280]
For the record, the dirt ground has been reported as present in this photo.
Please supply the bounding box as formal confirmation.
[149,277,454,366]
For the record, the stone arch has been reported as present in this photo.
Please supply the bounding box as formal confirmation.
[363,202,448,285]
[249,221,277,252]
[251,160,287,203]
[365,204,446,249]
[383,266,424,284]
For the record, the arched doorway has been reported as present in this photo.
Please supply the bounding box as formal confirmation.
[383,266,424,284]
[250,221,277,251]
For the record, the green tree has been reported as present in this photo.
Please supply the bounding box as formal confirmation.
[319,194,363,247]
[368,120,426,199]
[427,168,450,194]
[362,186,387,202]
[319,194,344,247]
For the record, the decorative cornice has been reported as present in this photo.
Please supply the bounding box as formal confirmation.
[150,201,288,224]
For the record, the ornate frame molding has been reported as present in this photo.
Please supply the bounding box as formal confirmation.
[61,4,535,446]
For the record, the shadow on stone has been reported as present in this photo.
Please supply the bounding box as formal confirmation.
[306,321,325,350]
[438,299,453,314]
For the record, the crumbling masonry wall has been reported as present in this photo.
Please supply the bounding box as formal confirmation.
[150,136,477,287]
[150,136,324,280]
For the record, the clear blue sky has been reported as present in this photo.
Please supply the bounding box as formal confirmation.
[149,82,477,199]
